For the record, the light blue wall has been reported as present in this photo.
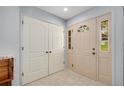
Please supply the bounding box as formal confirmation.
[67,6,124,86]
[0,6,20,85]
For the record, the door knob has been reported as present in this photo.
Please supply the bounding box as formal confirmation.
[92,48,95,50]
[46,51,48,53]
[92,52,95,55]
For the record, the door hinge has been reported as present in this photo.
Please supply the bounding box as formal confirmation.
[22,72,24,77]
[22,20,24,24]
[21,47,24,51]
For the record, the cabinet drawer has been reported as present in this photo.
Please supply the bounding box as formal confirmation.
[0,71,9,81]
[0,60,9,67]
[0,66,8,73]
[0,58,14,86]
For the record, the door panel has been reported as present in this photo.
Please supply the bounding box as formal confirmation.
[97,13,112,85]
[67,29,75,70]
[22,16,49,85]
[49,24,64,74]
[72,18,97,80]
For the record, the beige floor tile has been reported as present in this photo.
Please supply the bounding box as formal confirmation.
[26,69,106,86]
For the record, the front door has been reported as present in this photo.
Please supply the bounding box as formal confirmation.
[73,18,97,80]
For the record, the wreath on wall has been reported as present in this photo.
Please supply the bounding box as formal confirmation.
[77,25,89,32]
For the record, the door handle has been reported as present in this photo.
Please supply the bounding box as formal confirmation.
[49,51,52,53]
[92,52,95,55]
[92,48,95,50]
[46,51,48,53]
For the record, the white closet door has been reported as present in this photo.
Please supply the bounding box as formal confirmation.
[49,24,64,74]
[22,16,49,85]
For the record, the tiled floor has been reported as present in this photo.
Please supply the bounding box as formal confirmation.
[26,69,106,86]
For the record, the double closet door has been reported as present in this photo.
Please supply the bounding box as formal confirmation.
[22,16,64,85]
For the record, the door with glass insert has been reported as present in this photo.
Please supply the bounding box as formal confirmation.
[97,13,112,85]
[72,18,97,80]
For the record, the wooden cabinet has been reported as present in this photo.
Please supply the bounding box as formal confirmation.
[0,58,14,86]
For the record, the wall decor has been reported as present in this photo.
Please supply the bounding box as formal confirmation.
[77,25,89,32]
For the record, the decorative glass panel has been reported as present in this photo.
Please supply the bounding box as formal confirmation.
[68,30,72,50]
[68,30,71,36]
[68,44,71,49]
[68,37,71,43]
[77,25,89,32]
[100,20,109,52]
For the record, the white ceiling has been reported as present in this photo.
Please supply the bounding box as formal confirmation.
[37,6,94,20]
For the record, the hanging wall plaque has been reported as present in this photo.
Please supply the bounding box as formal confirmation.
[77,25,89,32]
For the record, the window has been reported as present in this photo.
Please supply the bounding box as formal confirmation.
[68,30,71,36]
[68,30,72,49]
[100,20,109,52]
